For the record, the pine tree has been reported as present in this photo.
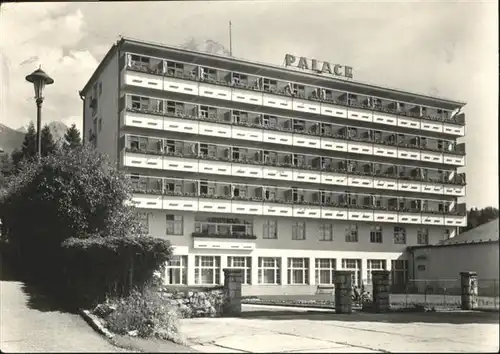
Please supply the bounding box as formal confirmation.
[41,124,56,157]
[21,121,37,159]
[12,122,37,167]
[63,124,82,150]
[0,153,13,189]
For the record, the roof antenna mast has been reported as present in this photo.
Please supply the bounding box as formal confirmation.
[229,21,233,56]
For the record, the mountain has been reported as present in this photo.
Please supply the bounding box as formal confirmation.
[0,121,68,154]
[48,121,69,143]
[0,123,25,155]
[180,38,231,56]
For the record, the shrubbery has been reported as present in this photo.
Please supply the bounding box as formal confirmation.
[103,288,183,343]
[0,145,172,309]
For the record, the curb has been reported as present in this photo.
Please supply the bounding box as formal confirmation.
[79,308,115,339]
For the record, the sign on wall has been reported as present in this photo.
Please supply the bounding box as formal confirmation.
[284,54,353,79]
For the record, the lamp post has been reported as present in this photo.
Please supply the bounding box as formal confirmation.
[25,66,54,159]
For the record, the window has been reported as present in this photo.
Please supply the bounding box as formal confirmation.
[315,258,336,285]
[292,221,305,240]
[137,213,149,234]
[367,259,386,283]
[227,256,251,285]
[342,259,361,287]
[98,118,102,132]
[263,220,278,239]
[391,260,409,289]
[195,217,253,236]
[287,258,309,285]
[417,228,429,245]
[258,257,281,284]
[345,224,358,242]
[319,223,333,241]
[444,228,451,239]
[165,256,187,285]
[166,215,183,235]
[194,256,221,285]
[370,225,383,243]
[394,227,407,244]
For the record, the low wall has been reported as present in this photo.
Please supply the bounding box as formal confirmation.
[159,286,226,318]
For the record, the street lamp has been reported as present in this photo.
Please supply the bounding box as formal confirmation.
[25,66,54,159]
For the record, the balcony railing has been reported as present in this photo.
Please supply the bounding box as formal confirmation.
[123,138,466,186]
[127,175,466,216]
[191,232,257,240]
[124,54,465,127]
[123,104,465,156]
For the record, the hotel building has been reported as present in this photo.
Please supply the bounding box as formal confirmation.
[80,37,467,295]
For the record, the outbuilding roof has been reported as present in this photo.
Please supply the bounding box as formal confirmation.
[437,218,499,246]
[409,218,499,250]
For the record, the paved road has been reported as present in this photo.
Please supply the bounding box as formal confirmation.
[0,280,126,353]
[181,304,500,353]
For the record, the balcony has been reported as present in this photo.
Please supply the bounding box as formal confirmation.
[128,176,467,226]
[192,219,257,250]
[123,144,466,198]
[122,54,465,139]
[121,97,464,167]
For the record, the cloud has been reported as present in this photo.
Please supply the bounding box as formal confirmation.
[0,3,97,130]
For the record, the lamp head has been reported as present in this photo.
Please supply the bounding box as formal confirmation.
[25,66,54,100]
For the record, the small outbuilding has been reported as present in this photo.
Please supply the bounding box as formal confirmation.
[407,218,499,296]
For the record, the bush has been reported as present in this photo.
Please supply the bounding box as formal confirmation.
[0,146,172,308]
[104,287,182,343]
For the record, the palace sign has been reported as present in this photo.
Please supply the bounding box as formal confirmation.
[284,54,353,79]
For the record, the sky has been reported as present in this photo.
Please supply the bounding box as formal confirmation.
[0,1,498,209]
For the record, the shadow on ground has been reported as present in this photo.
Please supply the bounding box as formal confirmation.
[239,307,500,324]
[1,257,78,314]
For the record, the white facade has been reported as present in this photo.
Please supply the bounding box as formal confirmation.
[81,38,467,294]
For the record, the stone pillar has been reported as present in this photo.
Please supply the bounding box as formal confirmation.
[460,272,478,310]
[223,268,244,317]
[372,270,391,313]
[333,270,353,314]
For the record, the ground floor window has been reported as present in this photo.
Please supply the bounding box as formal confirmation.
[194,256,221,285]
[319,223,334,241]
[417,228,429,245]
[366,259,387,284]
[165,255,188,285]
[258,257,281,284]
[342,258,361,287]
[370,225,383,243]
[394,226,407,244]
[227,256,252,284]
[391,260,409,291]
[166,214,184,235]
[315,258,336,285]
[287,257,309,285]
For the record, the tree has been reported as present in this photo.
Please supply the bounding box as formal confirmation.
[12,121,36,167]
[63,124,82,150]
[0,153,13,190]
[461,206,499,232]
[0,145,172,307]
[41,124,56,157]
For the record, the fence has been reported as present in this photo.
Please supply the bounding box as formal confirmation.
[387,278,499,310]
[477,278,499,310]
[389,279,462,310]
